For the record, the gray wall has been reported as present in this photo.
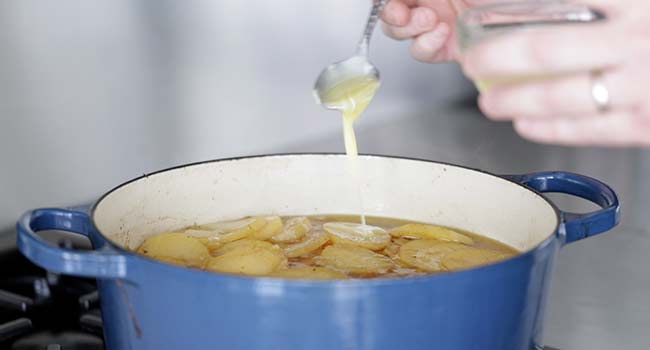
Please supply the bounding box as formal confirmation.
[0,0,472,231]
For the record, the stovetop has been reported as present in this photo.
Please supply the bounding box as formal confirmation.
[1,105,648,349]
[0,234,105,350]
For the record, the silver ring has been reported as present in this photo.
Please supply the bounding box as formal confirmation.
[590,70,610,113]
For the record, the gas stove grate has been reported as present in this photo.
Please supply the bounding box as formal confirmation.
[0,236,105,350]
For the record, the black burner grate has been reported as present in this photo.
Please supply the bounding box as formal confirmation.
[0,235,105,350]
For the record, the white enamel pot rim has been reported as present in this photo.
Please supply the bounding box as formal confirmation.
[87,153,579,286]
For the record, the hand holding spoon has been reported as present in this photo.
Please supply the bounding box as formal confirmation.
[313,0,389,110]
[312,1,389,227]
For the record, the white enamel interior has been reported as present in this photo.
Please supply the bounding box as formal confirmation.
[93,155,559,252]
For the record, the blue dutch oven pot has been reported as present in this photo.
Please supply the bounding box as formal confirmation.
[16,155,619,350]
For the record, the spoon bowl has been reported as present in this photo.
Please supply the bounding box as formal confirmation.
[313,55,380,110]
[313,0,388,110]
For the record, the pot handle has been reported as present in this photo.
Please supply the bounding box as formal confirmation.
[16,208,130,279]
[505,171,620,244]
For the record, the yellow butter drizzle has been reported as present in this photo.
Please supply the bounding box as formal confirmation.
[319,76,380,225]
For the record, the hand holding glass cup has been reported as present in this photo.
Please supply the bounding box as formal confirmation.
[382,0,650,146]
[457,1,606,92]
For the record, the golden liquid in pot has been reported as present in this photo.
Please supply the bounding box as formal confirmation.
[135,215,519,279]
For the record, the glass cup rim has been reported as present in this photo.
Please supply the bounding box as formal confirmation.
[456,0,606,51]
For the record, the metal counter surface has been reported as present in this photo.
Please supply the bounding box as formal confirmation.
[1,100,646,349]
[280,102,650,350]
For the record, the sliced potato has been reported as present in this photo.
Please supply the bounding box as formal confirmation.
[290,255,319,267]
[283,230,330,258]
[153,256,191,267]
[384,267,426,278]
[187,217,267,249]
[390,224,474,245]
[137,232,209,268]
[137,215,520,279]
[382,242,400,259]
[206,239,285,276]
[252,216,284,240]
[182,230,223,251]
[393,237,410,246]
[381,238,410,261]
[197,216,266,233]
[382,243,412,269]
[271,217,312,243]
[269,266,348,280]
[442,249,513,271]
[212,238,280,255]
[324,222,390,250]
[399,240,467,272]
[315,245,393,275]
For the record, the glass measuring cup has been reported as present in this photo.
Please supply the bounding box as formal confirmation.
[456,1,606,92]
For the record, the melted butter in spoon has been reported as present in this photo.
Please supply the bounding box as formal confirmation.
[319,76,380,157]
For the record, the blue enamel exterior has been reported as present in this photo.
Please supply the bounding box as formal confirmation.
[505,172,620,243]
[16,165,620,350]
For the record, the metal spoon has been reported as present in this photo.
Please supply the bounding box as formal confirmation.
[313,0,389,109]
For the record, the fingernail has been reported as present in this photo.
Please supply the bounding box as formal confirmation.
[420,23,449,50]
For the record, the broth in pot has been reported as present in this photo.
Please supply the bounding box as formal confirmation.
[135,215,518,279]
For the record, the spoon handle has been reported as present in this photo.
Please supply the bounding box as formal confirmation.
[357,0,389,56]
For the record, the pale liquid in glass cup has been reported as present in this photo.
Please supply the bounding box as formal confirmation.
[456,1,606,91]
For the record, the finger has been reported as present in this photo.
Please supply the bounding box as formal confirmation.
[479,67,643,120]
[381,0,418,26]
[513,111,650,146]
[381,7,438,40]
[410,22,452,62]
[462,24,626,79]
